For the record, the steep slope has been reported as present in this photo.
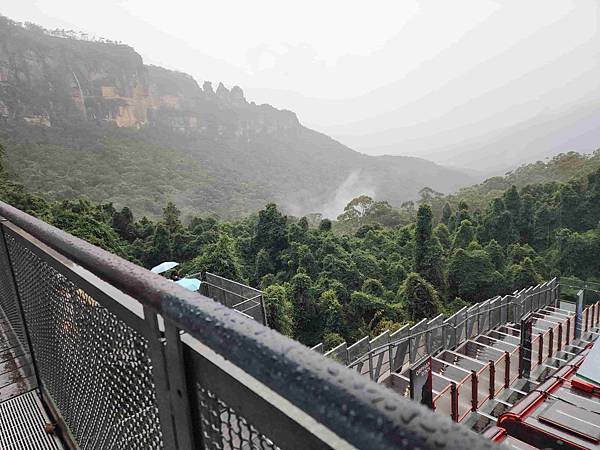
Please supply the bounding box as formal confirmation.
[0,16,476,218]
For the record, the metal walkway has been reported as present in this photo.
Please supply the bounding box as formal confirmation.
[0,317,35,401]
[0,316,63,449]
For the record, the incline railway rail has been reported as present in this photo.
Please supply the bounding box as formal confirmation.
[0,200,491,450]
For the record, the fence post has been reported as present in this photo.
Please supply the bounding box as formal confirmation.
[144,308,182,449]
[585,307,590,332]
[163,322,197,450]
[259,293,269,327]
[471,371,478,411]
[489,361,495,399]
[575,290,584,339]
[504,352,510,388]
[557,323,562,352]
[538,333,543,366]
[451,383,458,422]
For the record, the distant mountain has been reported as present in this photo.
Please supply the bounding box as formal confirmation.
[0,16,476,218]
[246,2,600,174]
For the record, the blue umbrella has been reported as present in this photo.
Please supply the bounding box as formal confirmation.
[151,261,179,274]
[175,278,201,292]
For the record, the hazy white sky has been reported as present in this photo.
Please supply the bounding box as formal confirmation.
[6,1,587,98]
[4,1,599,168]
[5,0,424,96]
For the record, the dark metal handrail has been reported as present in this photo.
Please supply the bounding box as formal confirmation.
[0,201,493,450]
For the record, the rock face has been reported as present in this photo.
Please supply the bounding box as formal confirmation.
[0,16,299,134]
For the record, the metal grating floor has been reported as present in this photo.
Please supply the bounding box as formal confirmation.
[0,312,63,449]
[0,317,36,402]
[0,390,63,449]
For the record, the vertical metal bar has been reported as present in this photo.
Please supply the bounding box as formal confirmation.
[471,371,478,411]
[368,351,374,380]
[452,324,457,349]
[451,383,458,423]
[164,322,197,450]
[566,317,571,344]
[426,329,432,354]
[504,352,510,388]
[585,308,590,332]
[143,307,179,449]
[259,294,268,326]
[538,333,543,365]
[518,345,523,379]
[489,361,495,399]
[548,328,554,358]
[0,221,42,389]
[557,324,562,352]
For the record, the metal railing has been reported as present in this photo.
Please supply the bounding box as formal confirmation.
[0,201,492,450]
[186,270,267,324]
[317,280,562,382]
[198,272,267,325]
[368,293,600,425]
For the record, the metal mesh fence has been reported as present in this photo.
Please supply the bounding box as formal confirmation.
[0,230,28,350]
[196,385,279,450]
[5,231,163,449]
[202,273,266,325]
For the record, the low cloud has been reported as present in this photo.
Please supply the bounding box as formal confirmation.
[319,170,376,219]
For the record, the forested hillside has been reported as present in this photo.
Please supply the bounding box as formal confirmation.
[0,16,474,219]
[446,151,600,211]
[2,142,598,349]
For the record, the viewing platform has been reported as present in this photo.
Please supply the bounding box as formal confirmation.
[0,200,491,450]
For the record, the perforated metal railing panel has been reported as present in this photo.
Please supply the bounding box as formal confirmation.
[196,385,280,450]
[0,227,28,351]
[4,231,164,449]
[0,225,37,402]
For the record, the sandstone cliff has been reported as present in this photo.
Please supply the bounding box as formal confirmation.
[0,16,299,134]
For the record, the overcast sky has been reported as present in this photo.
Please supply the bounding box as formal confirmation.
[4,1,599,168]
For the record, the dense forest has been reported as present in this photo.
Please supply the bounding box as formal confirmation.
[1,142,599,350]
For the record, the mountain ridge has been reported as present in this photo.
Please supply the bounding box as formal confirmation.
[0,15,476,218]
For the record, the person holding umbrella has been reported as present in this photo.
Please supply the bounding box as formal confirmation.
[150,261,201,292]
